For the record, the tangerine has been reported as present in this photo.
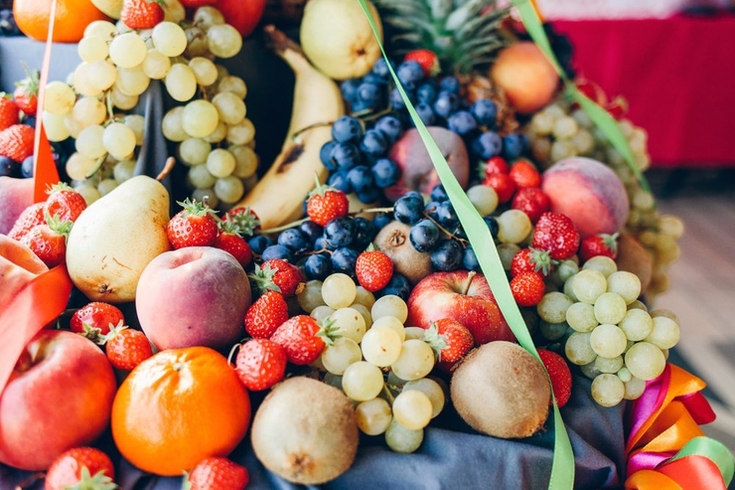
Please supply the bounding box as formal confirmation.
[13,0,109,43]
[110,346,251,476]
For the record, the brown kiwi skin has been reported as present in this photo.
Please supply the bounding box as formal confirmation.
[450,341,551,439]
[374,221,432,285]
[250,376,359,485]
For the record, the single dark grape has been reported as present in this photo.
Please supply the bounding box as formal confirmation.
[332,115,364,144]
[396,60,425,90]
[356,186,382,204]
[447,110,478,137]
[415,102,436,126]
[248,235,273,255]
[433,90,460,118]
[320,141,338,170]
[502,133,525,160]
[360,129,388,159]
[374,115,404,144]
[430,240,463,271]
[304,253,332,280]
[393,194,425,225]
[331,247,359,278]
[471,98,498,127]
[409,219,440,253]
[0,156,19,177]
[346,165,374,194]
[324,217,355,248]
[439,76,461,94]
[371,158,401,189]
[352,217,376,249]
[416,83,438,104]
[430,184,449,202]
[341,79,362,103]
[21,156,34,178]
[329,142,362,170]
[277,228,309,254]
[483,216,499,238]
[373,212,392,231]
[434,200,459,230]
[327,170,352,193]
[471,131,503,160]
[299,220,323,247]
[356,82,383,109]
[376,273,412,300]
[462,246,481,271]
[261,244,294,262]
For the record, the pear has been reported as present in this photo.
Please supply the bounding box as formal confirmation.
[300,0,383,81]
[66,175,170,303]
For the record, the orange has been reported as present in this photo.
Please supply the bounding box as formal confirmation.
[13,0,110,43]
[110,346,251,476]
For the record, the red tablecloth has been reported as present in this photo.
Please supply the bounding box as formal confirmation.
[553,13,735,168]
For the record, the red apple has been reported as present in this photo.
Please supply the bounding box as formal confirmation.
[407,270,515,345]
[0,330,116,470]
[136,246,252,351]
[212,0,266,37]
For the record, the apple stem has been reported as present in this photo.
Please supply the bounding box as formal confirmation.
[156,157,176,181]
[461,270,477,296]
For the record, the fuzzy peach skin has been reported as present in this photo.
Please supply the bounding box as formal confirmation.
[541,157,630,238]
[136,246,252,351]
[0,177,33,235]
[0,330,116,470]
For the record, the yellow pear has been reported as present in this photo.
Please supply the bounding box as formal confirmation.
[300,0,383,81]
[66,175,171,303]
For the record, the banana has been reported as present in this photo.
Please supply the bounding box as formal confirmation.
[235,25,345,230]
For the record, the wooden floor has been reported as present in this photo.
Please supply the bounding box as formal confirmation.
[647,168,735,453]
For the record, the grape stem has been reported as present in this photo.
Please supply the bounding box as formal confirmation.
[13,471,45,490]
[257,207,395,235]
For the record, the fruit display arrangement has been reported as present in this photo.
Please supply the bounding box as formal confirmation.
[0,0,730,489]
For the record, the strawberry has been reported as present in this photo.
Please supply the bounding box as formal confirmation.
[605,96,628,120]
[234,338,287,391]
[104,323,154,371]
[423,318,474,363]
[185,456,249,490]
[70,301,126,344]
[404,49,440,76]
[306,178,349,227]
[44,447,116,490]
[221,206,260,236]
[511,187,550,224]
[508,159,541,188]
[244,290,289,339]
[7,201,45,241]
[482,172,516,203]
[482,155,509,177]
[537,348,572,407]
[121,0,165,29]
[532,212,580,260]
[178,0,216,8]
[0,124,34,163]
[167,198,219,249]
[355,249,393,292]
[270,315,333,365]
[13,65,39,117]
[510,271,546,307]
[249,259,305,297]
[575,78,607,106]
[20,214,72,268]
[0,94,19,131]
[579,233,618,262]
[44,182,87,222]
[510,247,553,277]
[214,221,252,268]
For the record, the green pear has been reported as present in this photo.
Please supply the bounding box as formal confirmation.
[300,0,383,81]
[66,175,170,303]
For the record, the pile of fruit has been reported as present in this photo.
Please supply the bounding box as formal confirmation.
[0,0,706,488]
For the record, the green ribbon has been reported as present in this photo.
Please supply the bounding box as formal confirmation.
[511,0,650,193]
[669,436,735,486]
[357,1,575,489]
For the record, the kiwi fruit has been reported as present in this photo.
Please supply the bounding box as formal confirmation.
[250,376,359,484]
[374,221,432,284]
[450,341,550,439]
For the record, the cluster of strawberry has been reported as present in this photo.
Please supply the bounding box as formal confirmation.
[0,67,38,172]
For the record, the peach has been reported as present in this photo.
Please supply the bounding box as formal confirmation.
[384,127,469,202]
[0,177,33,235]
[541,157,629,238]
[0,235,48,308]
[490,41,560,114]
[0,330,117,470]
[135,247,251,351]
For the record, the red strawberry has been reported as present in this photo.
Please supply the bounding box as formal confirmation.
[537,348,572,407]
[185,456,249,490]
[8,201,45,241]
[214,221,252,268]
[0,124,35,163]
[70,301,126,344]
[355,249,393,292]
[20,215,72,268]
[104,323,154,371]
[532,212,580,260]
[270,315,331,365]
[0,94,19,131]
[44,182,87,222]
[167,198,219,249]
[605,96,628,120]
[250,259,305,297]
[482,172,516,203]
[510,247,553,277]
[510,271,546,307]
[44,447,116,490]
[508,159,541,188]
[482,156,509,177]
[244,290,289,339]
[234,338,287,391]
[579,233,618,262]
[13,66,39,117]
[121,0,165,29]
[511,187,550,223]
[404,49,440,76]
[424,318,474,363]
[306,179,349,227]
[575,78,607,106]
[178,0,216,8]
[221,206,260,236]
